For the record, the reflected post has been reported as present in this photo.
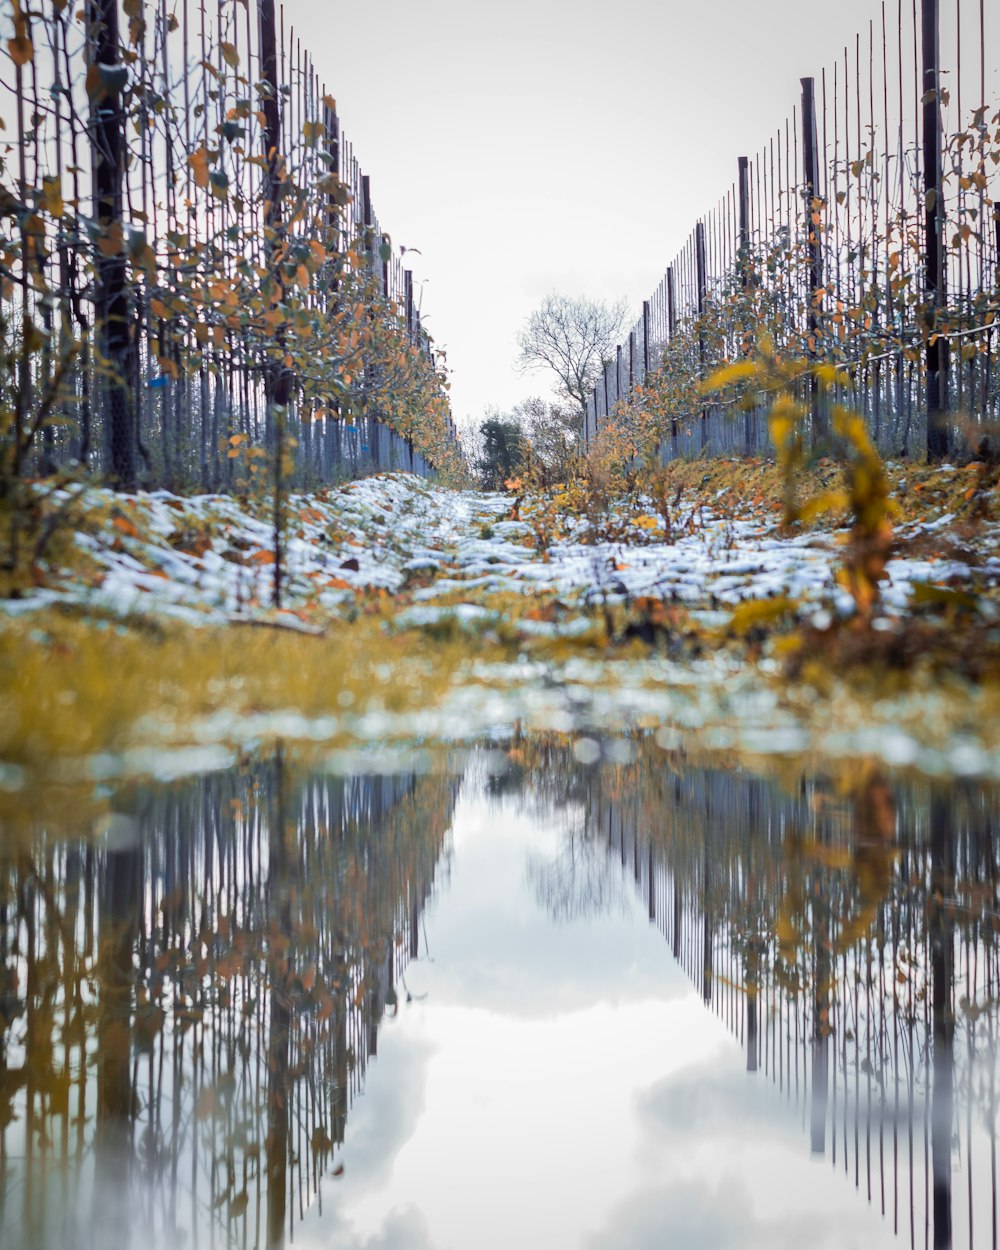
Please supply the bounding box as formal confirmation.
[930,789,955,1249]
[93,834,142,1244]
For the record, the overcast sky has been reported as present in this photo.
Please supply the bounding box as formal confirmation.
[279,0,919,428]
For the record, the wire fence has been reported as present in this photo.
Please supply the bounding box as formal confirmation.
[586,0,1000,463]
[589,757,1000,1249]
[0,0,460,494]
[0,757,455,1249]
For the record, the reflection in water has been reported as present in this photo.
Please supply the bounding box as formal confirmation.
[536,744,999,1250]
[3,738,1000,1249]
[0,755,454,1249]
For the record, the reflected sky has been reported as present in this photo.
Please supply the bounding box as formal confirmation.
[309,780,899,1250]
[5,745,998,1249]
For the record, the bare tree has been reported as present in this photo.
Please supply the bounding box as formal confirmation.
[515,293,628,435]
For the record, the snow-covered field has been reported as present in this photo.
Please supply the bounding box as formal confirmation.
[4,473,995,634]
[3,473,999,782]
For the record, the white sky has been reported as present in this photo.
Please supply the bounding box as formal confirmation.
[279,0,910,428]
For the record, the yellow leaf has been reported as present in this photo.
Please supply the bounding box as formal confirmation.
[799,490,849,523]
[727,596,798,635]
[41,176,63,218]
[220,41,239,67]
[702,360,758,392]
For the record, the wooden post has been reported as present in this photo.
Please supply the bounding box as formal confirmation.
[922,0,948,459]
[628,331,635,398]
[801,77,826,442]
[405,269,414,341]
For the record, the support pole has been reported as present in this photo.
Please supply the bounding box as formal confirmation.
[666,267,677,446]
[89,0,135,486]
[801,77,826,442]
[361,174,380,470]
[922,0,948,459]
[696,222,708,450]
[738,156,755,453]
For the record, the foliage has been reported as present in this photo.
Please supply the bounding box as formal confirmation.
[592,97,1000,465]
[475,413,526,490]
[511,396,579,483]
[0,0,461,576]
[702,342,897,617]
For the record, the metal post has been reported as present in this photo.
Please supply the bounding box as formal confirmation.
[922,0,947,459]
[736,156,756,452]
[737,155,750,279]
[90,0,135,487]
[696,222,708,450]
[801,77,826,442]
[361,174,379,470]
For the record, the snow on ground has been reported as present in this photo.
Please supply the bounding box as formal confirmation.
[4,473,1000,781]
[2,473,996,632]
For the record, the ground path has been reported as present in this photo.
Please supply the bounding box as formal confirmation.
[2,471,999,784]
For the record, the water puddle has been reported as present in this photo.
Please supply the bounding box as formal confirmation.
[1,737,997,1248]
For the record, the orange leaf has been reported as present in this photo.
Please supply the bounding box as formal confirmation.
[188,145,210,190]
[112,514,140,539]
[250,549,276,565]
